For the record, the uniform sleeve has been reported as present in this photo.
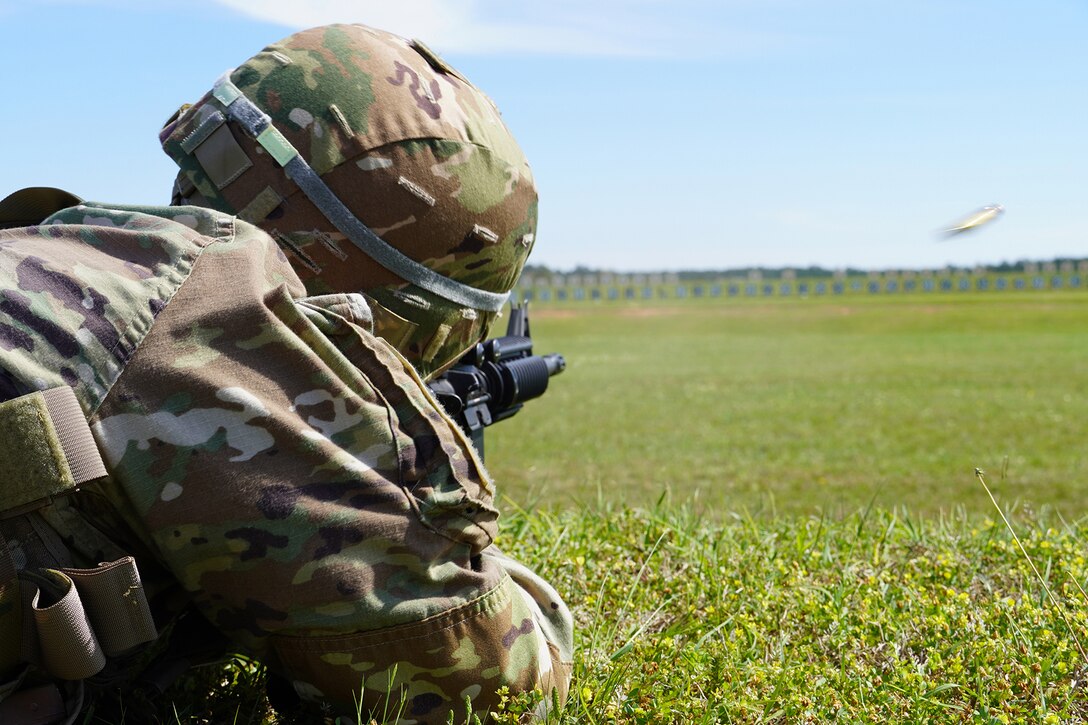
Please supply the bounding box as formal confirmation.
[87,227,572,721]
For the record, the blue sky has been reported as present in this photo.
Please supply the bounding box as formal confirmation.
[0,0,1084,272]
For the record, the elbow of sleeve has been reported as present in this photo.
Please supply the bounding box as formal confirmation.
[271,574,572,722]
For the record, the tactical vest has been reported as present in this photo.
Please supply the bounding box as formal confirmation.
[0,387,159,723]
[0,190,160,723]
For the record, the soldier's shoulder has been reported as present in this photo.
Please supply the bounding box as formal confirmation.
[41,202,243,244]
[0,200,288,411]
[0,191,246,248]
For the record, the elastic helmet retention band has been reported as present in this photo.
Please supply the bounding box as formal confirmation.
[208,73,510,313]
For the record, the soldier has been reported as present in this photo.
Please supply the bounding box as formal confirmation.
[0,23,572,723]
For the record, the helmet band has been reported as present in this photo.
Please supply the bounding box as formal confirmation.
[207,73,510,313]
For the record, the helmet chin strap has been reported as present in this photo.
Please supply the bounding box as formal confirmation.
[206,72,510,314]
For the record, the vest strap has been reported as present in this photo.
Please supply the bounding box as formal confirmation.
[29,570,106,681]
[59,558,158,658]
[22,557,158,682]
[0,533,20,679]
[0,387,107,521]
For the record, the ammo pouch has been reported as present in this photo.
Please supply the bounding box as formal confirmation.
[0,387,158,723]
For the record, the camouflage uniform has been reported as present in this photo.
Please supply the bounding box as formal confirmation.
[0,200,571,721]
[0,22,572,724]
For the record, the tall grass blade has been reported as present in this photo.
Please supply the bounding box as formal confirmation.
[975,467,1088,665]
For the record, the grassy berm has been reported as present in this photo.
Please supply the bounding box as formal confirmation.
[121,497,1087,723]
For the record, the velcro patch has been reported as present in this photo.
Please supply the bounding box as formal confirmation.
[193,125,253,190]
[0,388,105,517]
[0,393,70,512]
[256,126,299,167]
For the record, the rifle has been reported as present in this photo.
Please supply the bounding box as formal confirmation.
[428,303,565,459]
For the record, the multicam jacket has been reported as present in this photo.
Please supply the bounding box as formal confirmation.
[0,201,572,721]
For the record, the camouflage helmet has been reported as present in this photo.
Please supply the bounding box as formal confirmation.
[159,24,537,378]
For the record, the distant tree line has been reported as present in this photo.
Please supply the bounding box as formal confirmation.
[522,258,1088,280]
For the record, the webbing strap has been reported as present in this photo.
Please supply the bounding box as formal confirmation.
[30,571,105,681]
[59,558,157,657]
[39,388,106,488]
[27,557,158,682]
[0,387,107,520]
[207,74,509,313]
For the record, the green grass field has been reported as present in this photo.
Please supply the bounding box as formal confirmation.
[149,291,1088,723]
[500,501,1088,723]
[488,291,1088,518]
[155,504,1088,724]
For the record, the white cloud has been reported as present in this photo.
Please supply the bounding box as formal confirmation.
[209,0,791,57]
